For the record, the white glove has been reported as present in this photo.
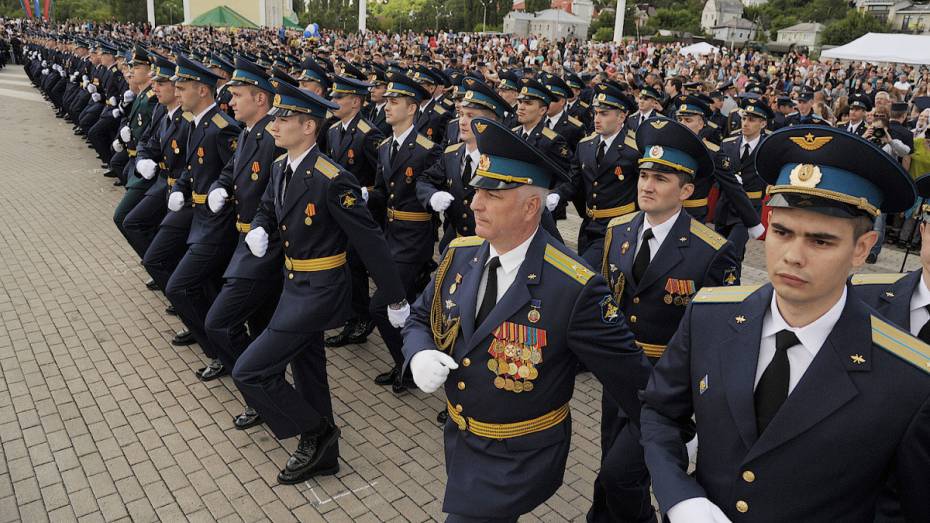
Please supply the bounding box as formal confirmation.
[58,69,66,78]
[748,223,765,240]
[41,68,48,75]
[111,108,122,118]
[111,139,123,153]
[107,95,117,106]
[86,83,96,93]
[361,186,369,203]
[136,159,157,180]
[91,93,102,103]
[410,350,459,394]
[81,75,89,83]
[546,193,560,211]
[167,192,184,212]
[666,497,732,523]
[41,60,46,66]
[429,191,454,212]
[686,435,699,464]
[245,227,269,257]
[119,126,131,142]
[123,89,135,103]
[208,188,228,213]
[388,301,410,328]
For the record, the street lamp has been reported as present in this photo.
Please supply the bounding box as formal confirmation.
[479,0,489,31]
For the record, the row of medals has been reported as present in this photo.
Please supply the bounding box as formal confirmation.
[487,340,541,393]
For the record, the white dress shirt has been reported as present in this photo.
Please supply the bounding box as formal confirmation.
[547,110,564,128]
[191,102,217,127]
[755,287,847,393]
[282,145,316,202]
[476,229,538,315]
[633,210,681,262]
[463,145,480,179]
[908,272,930,336]
[847,121,864,134]
[393,124,415,150]
[166,105,180,120]
[599,129,620,152]
[740,134,761,157]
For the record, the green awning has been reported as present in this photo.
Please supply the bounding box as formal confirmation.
[189,5,258,29]
[283,13,302,29]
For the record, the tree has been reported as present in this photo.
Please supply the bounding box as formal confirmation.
[821,10,889,46]
[524,0,548,13]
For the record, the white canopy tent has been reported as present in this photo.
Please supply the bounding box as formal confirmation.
[679,42,719,56]
[820,33,930,65]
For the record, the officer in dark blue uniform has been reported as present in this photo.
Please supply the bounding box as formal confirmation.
[564,70,592,132]
[200,56,284,428]
[785,90,830,126]
[843,93,871,136]
[640,126,930,523]
[323,74,385,348]
[365,64,391,136]
[496,69,521,129]
[402,117,651,522]
[627,84,663,133]
[121,54,177,263]
[716,99,774,263]
[207,52,236,120]
[367,71,443,392]
[674,97,763,236]
[514,77,572,175]
[541,73,586,152]
[164,55,241,378]
[772,96,793,131]
[550,83,640,267]
[591,118,740,523]
[232,81,407,484]
[411,65,453,144]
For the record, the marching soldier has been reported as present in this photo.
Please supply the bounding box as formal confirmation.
[541,73,586,152]
[496,69,521,129]
[772,96,794,131]
[674,96,764,240]
[514,77,572,175]
[627,84,663,132]
[112,45,158,237]
[564,70,592,132]
[123,55,181,278]
[402,117,651,521]
[640,126,930,522]
[164,55,241,379]
[412,65,453,144]
[202,57,284,428]
[367,71,442,392]
[785,90,830,126]
[365,64,391,136]
[207,53,236,120]
[591,118,740,523]
[323,74,385,348]
[716,100,774,263]
[548,83,640,267]
[233,81,407,484]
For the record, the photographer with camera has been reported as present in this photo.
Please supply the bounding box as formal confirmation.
[863,111,913,262]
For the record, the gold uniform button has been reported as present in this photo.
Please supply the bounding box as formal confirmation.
[592,193,597,198]
[736,501,749,513]
[455,404,463,413]
[593,181,598,186]
[630,315,637,323]
[462,213,467,218]
[463,199,469,205]
[457,381,466,391]
[281,225,287,231]
[390,181,395,187]
[462,358,471,367]
[233,185,237,190]
[632,297,640,304]
[284,241,289,248]
[742,470,755,483]
[288,273,294,280]
[390,194,395,199]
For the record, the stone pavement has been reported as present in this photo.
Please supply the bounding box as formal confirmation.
[0,64,920,523]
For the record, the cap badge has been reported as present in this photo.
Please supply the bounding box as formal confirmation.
[649,145,664,159]
[789,164,822,188]
[478,154,491,171]
[789,133,833,151]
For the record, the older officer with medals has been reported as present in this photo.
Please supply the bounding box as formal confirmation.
[640,126,930,522]
[402,118,651,522]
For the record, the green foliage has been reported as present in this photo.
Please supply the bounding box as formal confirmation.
[524,0,549,13]
[644,6,702,35]
[744,0,856,40]
[593,26,614,42]
[821,9,889,46]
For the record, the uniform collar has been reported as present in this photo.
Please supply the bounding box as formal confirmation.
[192,102,217,126]
[393,124,415,145]
[488,227,539,275]
[599,129,621,150]
[287,144,316,172]
[763,287,847,360]
[641,209,681,249]
[909,271,930,312]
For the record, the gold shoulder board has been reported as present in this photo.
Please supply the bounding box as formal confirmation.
[357,120,372,133]
[568,116,583,127]
[211,113,229,129]
[690,220,727,250]
[449,235,484,248]
[416,134,435,149]
[445,142,464,154]
[850,273,908,285]
[624,135,638,151]
[329,120,341,129]
[608,211,639,228]
[541,127,558,140]
[275,152,288,162]
[871,316,930,374]
[380,137,392,148]
[434,105,447,115]
[693,285,762,303]
[314,156,341,179]
[703,139,720,152]
[722,135,739,143]
[580,132,598,143]
[544,244,594,285]
[182,111,194,122]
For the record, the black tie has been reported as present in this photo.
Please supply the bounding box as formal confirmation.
[740,143,750,164]
[917,305,930,344]
[476,257,501,327]
[545,118,552,129]
[282,164,294,201]
[522,131,530,141]
[632,228,654,283]
[640,114,646,126]
[596,140,606,167]
[755,330,799,434]
[462,154,473,184]
[390,139,399,163]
